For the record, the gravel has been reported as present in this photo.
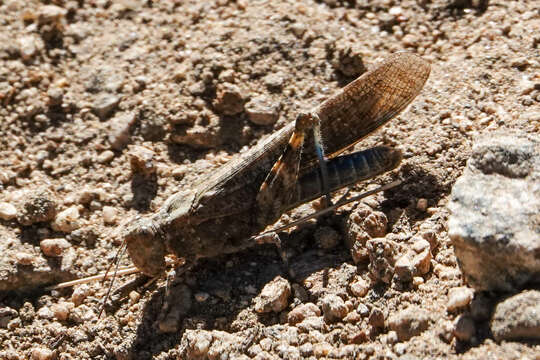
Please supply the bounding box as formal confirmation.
[0,0,538,358]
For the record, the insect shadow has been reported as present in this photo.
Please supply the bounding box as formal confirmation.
[125,228,350,357]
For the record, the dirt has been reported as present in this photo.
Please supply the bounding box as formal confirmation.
[0,0,539,359]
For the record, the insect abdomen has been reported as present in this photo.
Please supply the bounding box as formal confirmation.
[291,146,402,209]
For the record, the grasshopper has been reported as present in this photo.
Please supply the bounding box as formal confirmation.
[124,52,430,278]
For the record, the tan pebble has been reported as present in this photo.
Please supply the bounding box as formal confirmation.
[259,338,272,351]
[19,35,39,61]
[71,284,92,306]
[188,331,212,357]
[38,4,67,23]
[97,150,115,163]
[313,342,333,357]
[411,239,432,275]
[412,238,430,253]
[37,306,54,319]
[394,254,414,282]
[343,310,361,323]
[386,330,398,344]
[412,276,424,286]
[129,291,140,303]
[254,276,291,313]
[40,238,71,257]
[321,294,348,322]
[102,206,117,224]
[447,286,474,311]
[350,277,370,297]
[402,34,418,47]
[519,77,535,95]
[416,198,428,212]
[15,252,34,265]
[288,302,321,325]
[244,96,280,126]
[51,301,73,321]
[0,202,17,220]
[31,347,53,360]
[51,206,80,232]
[128,145,156,176]
[389,6,402,16]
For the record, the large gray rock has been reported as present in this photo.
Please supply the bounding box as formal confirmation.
[491,290,540,342]
[448,131,540,292]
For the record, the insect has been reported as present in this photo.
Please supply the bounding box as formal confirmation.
[124,52,431,278]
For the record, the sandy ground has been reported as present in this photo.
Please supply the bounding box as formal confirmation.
[0,0,539,359]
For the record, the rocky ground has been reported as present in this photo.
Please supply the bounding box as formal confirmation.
[0,0,539,359]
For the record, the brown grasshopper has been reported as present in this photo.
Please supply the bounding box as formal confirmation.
[124,52,430,277]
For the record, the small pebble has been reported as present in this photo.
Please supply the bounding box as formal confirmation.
[0,202,17,220]
[19,35,39,61]
[386,330,398,344]
[47,87,63,106]
[71,284,92,306]
[244,96,280,126]
[357,303,370,317]
[313,342,333,357]
[416,198,428,212]
[288,303,321,325]
[102,206,117,224]
[0,306,18,328]
[37,4,67,24]
[129,291,141,303]
[263,72,286,90]
[387,306,430,341]
[213,84,245,115]
[412,276,424,286]
[447,286,474,312]
[51,206,80,232]
[350,277,370,297]
[15,252,35,265]
[51,301,73,321]
[254,276,291,313]
[128,145,156,176]
[37,306,54,320]
[97,150,115,164]
[491,290,540,341]
[17,190,57,225]
[297,316,324,332]
[411,238,432,276]
[108,112,136,150]
[92,93,120,120]
[321,294,348,322]
[395,254,414,282]
[40,238,71,257]
[31,347,54,360]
